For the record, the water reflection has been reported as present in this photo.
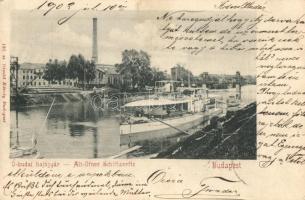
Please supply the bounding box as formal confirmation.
[10,101,121,158]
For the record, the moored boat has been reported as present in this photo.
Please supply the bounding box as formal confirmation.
[119,85,223,143]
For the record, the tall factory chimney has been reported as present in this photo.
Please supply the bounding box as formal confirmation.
[92,18,98,63]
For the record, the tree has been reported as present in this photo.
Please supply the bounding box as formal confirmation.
[151,67,168,84]
[43,59,67,83]
[173,64,194,86]
[66,54,96,89]
[66,55,81,80]
[116,49,152,90]
[84,60,96,85]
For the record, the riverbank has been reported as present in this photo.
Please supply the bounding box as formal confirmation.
[10,92,90,108]
[155,102,256,159]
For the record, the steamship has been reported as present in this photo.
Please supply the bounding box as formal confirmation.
[119,81,223,141]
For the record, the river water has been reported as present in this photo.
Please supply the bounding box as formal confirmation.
[10,85,256,158]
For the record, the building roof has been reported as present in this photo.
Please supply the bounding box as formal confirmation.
[96,64,119,75]
[20,63,45,70]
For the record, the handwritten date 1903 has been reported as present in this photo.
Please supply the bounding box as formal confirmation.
[35,0,128,25]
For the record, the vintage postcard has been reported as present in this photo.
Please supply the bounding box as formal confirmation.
[0,0,304,199]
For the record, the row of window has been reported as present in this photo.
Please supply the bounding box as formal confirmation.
[22,75,42,80]
[22,75,77,84]
[21,81,75,86]
[108,76,120,86]
[22,82,46,86]
[21,69,43,74]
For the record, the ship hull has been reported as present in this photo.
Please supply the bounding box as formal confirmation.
[120,110,222,144]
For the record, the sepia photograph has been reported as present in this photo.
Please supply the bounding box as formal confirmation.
[9,10,256,159]
[2,0,305,199]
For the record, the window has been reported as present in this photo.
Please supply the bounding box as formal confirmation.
[23,76,25,79]
[39,82,41,86]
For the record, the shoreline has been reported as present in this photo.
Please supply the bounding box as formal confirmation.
[10,92,89,110]
[123,101,256,159]
[154,102,256,159]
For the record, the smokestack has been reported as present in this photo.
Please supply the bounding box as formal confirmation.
[92,18,98,63]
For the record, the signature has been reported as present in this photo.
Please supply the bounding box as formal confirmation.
[148,169,245,200]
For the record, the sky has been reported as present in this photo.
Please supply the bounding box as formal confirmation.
[11,10,256,76]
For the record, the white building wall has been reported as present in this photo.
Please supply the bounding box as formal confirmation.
[18,68,77,88]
